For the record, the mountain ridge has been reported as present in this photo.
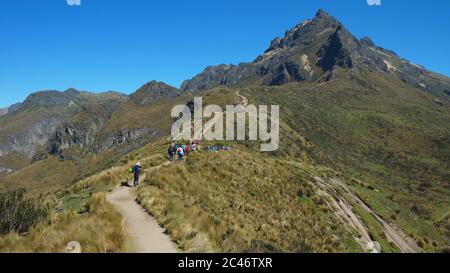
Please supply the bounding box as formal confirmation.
[181,9,450,102]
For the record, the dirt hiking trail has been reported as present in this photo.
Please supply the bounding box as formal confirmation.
[107,162,177,253]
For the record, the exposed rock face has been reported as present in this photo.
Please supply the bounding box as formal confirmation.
[40,82,177,158]
[0,89,128,160]
[45,103,121,156]
[130,80,181,104]
[1,80,180,167]
[0,116,64,158]
[181,9,450,101]
[93,127,159,152]
[46,116,106,156]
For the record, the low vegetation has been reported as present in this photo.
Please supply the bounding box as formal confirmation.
[137,149,360,253]
[0,192,126,253]
[0,188,49,236]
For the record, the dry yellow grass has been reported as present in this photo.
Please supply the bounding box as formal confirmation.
[136,149,358,253]
[0,192,126,253]
[0,148,172,253]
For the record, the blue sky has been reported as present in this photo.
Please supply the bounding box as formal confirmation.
[0,0,449,107]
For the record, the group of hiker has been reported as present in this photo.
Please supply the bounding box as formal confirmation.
[167,141,232,162]
[167,142,195,162]
[203,144,231,152]
[128,142,232,187]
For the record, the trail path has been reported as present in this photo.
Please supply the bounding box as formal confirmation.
[113,91,250,252]
[189,90,250,141]
[106,162,176,253]
[235,91,249,107]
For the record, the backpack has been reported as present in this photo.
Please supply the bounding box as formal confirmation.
[133,165,141,174]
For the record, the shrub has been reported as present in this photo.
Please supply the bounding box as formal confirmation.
[0,192,126,253]
[0,188,49,235]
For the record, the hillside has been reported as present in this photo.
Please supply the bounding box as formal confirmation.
[0,89,128,174]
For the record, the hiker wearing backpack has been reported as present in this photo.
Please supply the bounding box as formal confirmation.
[177,146,184,161]
[172,144,177,159]
[132,162,142,186]
[168,144,175,161]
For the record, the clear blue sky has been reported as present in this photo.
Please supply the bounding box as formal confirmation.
[1,0,449,107]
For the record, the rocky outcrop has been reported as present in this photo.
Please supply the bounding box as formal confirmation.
[0,117,64,158]
[47,119,104,155]
[43,88,167,157]
[93,128,159,152]
[44,97,127,156]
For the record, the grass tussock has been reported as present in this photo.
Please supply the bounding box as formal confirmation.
[0,192,126,253]
[0,188,49,236]
[137,149,357,253]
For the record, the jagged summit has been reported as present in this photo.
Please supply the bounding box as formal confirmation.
[181,9,450,101]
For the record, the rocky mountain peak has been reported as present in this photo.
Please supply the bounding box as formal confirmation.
[264,9,342,53]
[360,36,376,47]
[130,80,181,104]
[180,9,449,100]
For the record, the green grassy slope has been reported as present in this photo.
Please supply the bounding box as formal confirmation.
[1,71,448,252]
[233,73,450,251]
[137,149,361,253]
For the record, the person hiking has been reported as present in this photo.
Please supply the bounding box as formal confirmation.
[177,146,184,161]
[132,162,142,186]
[185,144,190,155]
[172,144,177,159]
[168,144,175,161]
